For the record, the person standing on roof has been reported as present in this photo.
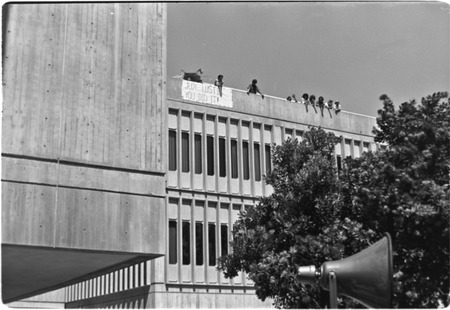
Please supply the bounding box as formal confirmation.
[247,79,264,99]
[214,75,224,97]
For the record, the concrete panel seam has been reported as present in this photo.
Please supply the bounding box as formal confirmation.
[2,179,167,199]
[1,153,166,176]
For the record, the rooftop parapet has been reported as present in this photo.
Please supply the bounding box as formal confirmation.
[167,78,377,137]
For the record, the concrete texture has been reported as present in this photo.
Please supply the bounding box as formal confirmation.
[1,2,167,303]
[2,3,167,171]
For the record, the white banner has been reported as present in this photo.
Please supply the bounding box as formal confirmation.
[182,80,233,108]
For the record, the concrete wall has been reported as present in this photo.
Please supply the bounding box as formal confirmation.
[6,289,65,309]
[2,2,167,303]
[3,3,166,171]
[2,1,166,253]
[2,182,164,252]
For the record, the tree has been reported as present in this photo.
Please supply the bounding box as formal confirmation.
[218,92,449,308]
[343,92,449,308]
[218,128,376,308]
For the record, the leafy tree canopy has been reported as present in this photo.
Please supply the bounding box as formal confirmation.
[218,93,449,308]
[345,92,449,308]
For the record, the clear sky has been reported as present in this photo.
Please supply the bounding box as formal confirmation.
[167,1,449,117]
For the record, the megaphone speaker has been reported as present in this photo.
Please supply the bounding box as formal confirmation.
[298,233,393,308]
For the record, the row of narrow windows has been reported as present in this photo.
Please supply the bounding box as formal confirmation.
[168,221,228,266]
[167,110,383,181]
[169,129,386,182]
[168,130,271,181]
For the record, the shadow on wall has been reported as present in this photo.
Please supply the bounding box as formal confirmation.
[65,285,150,309]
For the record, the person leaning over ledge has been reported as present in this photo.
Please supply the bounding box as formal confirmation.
[334,101,341,111]
[317,96,325,108]
[247,79,264,99]
[300,93,309,105]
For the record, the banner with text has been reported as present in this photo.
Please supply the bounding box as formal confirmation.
[182,80,233,108]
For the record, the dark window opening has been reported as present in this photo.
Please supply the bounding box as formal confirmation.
[265,144,272,174]
[195,222,203,265]
[169,130,177,171]
[195,134,202,174]
[169,220,177,264]
[182,132,190,173]
[363,142,370,153]
[182,222,190,265]
[207,136,214,176]
[243,141,249,180]
[254,143,261,181]
[219,137,226,177]
[337,155,342,173]
[285,129,293,140]
[231,139,238,179]
[208,223,216,266]
[221,225,228,256]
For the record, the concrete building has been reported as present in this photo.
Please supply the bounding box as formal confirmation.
[2,2,383,308]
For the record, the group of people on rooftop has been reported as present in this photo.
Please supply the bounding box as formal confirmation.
[224,76,341,111]
[181,70,341,112]
[287,93,341,111]
[243,78,342,112]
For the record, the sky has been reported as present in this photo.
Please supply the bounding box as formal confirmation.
[167,1,449,117]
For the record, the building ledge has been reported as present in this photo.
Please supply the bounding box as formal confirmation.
[167,78,377,137]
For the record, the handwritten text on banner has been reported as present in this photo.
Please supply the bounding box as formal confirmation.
[182,80,233,108]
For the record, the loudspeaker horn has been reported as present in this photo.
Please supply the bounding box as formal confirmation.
[298,233,393,308]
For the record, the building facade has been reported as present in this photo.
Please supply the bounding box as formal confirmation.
[59,79,382,308]
[2,3,383,308]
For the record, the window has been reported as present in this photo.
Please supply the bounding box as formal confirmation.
[208,223,216,266]
[221,225,228,256]
[337,155,342,173]
[265,144,272,174]
[285,129,293,140]
[254,143,261,181]
[195,222,203,265]
[182,222,190,265]
[207,136,214,176]
[231,139,238,179]
[169,130,177,171]
[363,142,370,153]
[219,137,226,177]
[242,141,250,180]
[169,220,177,264]
[195,134,202,174]
[182,132,190,173]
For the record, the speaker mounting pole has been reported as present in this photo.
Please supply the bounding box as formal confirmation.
[329,271,338,308]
